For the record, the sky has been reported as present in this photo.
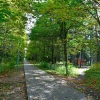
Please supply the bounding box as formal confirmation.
[25,13,36,34]
[25,0,47,34]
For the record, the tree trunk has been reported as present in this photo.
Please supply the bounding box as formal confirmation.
[43,43,46,61]
[63,42,68,75]
[79,50,82,68]
[0,59,2,67]
[97,47,100,62]
[59,21,69,75]
[51,38,54,64]
[95,26,100,62]
[89,48,92,66]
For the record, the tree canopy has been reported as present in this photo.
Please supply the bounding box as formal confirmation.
[0,0,100,75]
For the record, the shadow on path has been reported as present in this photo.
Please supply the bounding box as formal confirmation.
[24,60,87,100]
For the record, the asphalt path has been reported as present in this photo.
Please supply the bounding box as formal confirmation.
[24,60,87,100]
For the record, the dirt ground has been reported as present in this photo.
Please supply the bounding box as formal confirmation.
[0,66,27,100]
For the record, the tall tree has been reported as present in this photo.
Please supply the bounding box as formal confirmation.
[82,0,100,62]
[0,0,32,67]
[31,0,87,75]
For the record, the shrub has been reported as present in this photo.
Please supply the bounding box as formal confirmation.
[68,64,79,76]
[84,63,100,90]
[54,65,66,75]
[39,62,52,69]
[0,60,16,73]
[39,62,79,76]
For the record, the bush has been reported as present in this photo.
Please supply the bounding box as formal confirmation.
[38,62,79,76]
[55,64,79,75]
[84,63,100,90]
[0,60,16,73]
[54,65,66,75]
[68,64,79,76]
[39,62,52,69]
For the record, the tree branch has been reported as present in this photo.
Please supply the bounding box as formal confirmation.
[93,0,100,7]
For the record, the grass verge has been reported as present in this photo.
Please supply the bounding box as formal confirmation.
[84,63,100,91]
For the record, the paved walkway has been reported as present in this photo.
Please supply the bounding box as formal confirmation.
[24,60,87,100]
